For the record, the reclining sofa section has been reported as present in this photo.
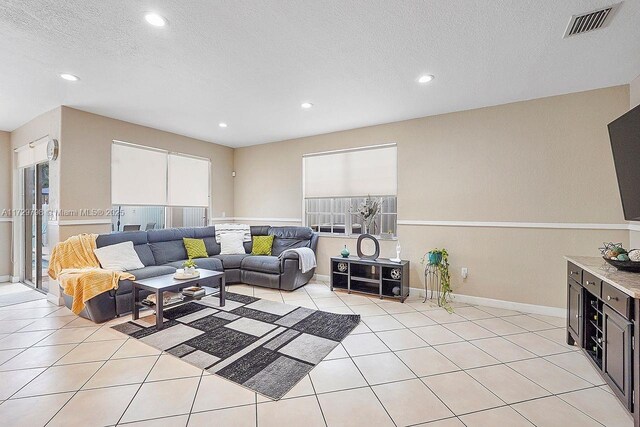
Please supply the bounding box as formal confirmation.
[61,225,319,323]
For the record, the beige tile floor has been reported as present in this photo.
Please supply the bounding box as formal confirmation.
[0,281,633,427]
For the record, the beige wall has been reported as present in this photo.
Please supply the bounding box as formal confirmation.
[57,107,234,240]
[0,131,11,279]
[630,74,640,248]
[234,86,630,308]
[7,106,233,297]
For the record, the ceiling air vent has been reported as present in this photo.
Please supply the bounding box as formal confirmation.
[563,2,621,38]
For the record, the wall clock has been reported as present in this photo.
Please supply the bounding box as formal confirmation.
[47,138,59,161]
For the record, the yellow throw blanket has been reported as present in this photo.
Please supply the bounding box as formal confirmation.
[48,234,134,315]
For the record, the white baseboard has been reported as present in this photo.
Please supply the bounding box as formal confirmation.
[10,276,20,283]
[0,275,9,283]
[312,273,564,318]
[409,287,565,317]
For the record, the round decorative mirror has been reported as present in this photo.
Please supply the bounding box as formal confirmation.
[357,234,380,260]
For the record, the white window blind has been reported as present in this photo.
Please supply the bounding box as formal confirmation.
[15,139,49,168]
[167,154,210,207]
[304,144,397,198]
[111,142,168,205]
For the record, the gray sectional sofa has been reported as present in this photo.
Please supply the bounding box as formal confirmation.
[61,225,318,323]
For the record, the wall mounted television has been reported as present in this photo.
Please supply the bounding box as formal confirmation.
[608,103,640,221]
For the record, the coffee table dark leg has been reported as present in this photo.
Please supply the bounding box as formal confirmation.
[132,285,140,321]
[155,290,164,330]
[220,275,226,307]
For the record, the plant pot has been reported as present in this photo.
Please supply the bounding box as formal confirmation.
[428,251,442,265]
[184,266,196,276]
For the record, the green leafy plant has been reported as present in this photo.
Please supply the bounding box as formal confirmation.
[182,258,197,269]
[421,248,453,312]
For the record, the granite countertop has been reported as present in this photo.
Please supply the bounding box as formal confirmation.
[565,256,640,298]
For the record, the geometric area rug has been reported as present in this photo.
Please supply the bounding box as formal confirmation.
[112,292,361,400]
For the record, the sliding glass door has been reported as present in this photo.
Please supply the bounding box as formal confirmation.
[23,162,49,292]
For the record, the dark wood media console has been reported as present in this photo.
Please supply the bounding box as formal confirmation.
[330,256,410,302]
[566,256,639,425]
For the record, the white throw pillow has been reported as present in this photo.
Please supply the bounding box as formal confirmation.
[94,241,144,271]
[219,232,247,255]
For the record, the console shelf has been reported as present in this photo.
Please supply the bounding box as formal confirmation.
[330,256,410,302]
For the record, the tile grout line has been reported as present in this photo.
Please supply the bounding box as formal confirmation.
[42,337,131,426]
[184,370,205,427]
[306,373,329,427]
[113,351,165,426]
[4,328,105,400]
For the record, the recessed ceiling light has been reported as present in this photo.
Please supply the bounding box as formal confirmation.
[144,12,166,27]
[301,102,313,109]
[218,122,228,128]
[59,73,79,81]
[418,74,434,84]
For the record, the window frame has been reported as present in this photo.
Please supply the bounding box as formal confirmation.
[304,195,397,238]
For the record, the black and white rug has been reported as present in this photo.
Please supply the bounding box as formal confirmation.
[112,292,361,400]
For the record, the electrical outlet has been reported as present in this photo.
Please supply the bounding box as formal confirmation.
[461,267,468,279]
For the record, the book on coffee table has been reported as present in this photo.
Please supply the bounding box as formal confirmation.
[182,286,205,298]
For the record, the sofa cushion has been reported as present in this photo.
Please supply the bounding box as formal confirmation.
[166,257,223,272]
[117,265,177,295]
[94,241,144,271]
[96,231,156,266]
[202,237,221,256]
[149,240,188,265]
[269,226,314,257]
[241,255,281,274]
[96,231,148,247]
[183,238,209,259]
[251,235,274,256]
[134,245,156,266]
[147,228,196,243]
[193,226,217,239]
[213,254,248,269]
[220,233,247,255]
[270,237,311,257]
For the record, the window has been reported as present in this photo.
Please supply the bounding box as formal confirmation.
[111,141,211,231]
[303,144,398,237]
[306,196,397,237]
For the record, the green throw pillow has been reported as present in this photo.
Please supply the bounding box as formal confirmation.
[183,238,209,259]
[252,235,274,256]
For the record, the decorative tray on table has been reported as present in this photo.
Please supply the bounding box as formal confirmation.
[174,271,200,280]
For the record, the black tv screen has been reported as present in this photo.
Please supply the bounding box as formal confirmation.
[608,104,640,221]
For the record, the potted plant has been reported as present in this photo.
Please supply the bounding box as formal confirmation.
[183,258,197,276]
[421,248,453,312]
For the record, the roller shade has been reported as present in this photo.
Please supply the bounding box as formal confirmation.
[304,144,397,198]
[15,139,49,168]
[111,143,168,205]
[167,154,210,207]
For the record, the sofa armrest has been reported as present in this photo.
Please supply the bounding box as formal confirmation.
[279,251,301,261]
[309,233,319,253]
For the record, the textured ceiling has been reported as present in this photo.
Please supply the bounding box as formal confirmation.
[1,0,640,147]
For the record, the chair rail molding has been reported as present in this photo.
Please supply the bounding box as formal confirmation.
[210,217,303,223]
[398,220,633,230]
[48,219,113,226]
